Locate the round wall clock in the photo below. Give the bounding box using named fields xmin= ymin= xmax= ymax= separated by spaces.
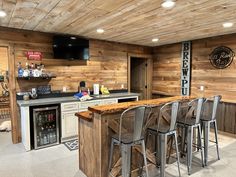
xmin=209 ymin=46 xmax=235 ymax=69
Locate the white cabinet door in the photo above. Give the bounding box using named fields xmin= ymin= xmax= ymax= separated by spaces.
xmin=61 ymin=111 xmax=78 ymax=141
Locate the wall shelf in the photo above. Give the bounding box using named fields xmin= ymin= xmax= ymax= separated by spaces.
xmin=16 ymin=76 xmax=56 ymax=80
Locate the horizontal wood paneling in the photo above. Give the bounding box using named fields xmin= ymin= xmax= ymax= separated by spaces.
xmin=152 ymin=33 xmax=236 ymax=134
xmin=152 ymin=43 xmax=182 ymax=96
xmin=0 ymin=47 xmax=8 ymax=95
xmin=0 ymin=27 xmax=151 ymax=93
xmin=191 ymin=35 xmax=236 ymax=101
xmin=153 ymin=33 xmax=236 ymax=100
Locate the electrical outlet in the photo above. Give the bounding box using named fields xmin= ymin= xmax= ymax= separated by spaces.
xmin=200 ymin=86 xmax=204 ymax=91
xmin=63 ymin=86 xmax=67 ymax=92
xmin=121 ymin=84 xmax=124 ymax=89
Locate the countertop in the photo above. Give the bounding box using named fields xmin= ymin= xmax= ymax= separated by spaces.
xmin=76 ymin=96 xmax=194 ymax=121
xmin=17 ymin=92 xmax=139 ymax=107
xmin=88 ymin=96 xmax=192 ymax=114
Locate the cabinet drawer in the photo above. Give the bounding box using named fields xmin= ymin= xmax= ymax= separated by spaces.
xmin=101 ymin=99 xmax=118 ymax=105
xmin=79 ymin=100 xmax=101 ymax=110
xmin=61 ymin=102 xmax=79 ymax=112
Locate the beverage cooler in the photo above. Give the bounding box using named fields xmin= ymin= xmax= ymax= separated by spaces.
xmin=31 ymin=105 xmax=59 ymax=149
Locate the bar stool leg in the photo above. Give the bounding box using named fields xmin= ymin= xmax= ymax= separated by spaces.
xmin=187 ymin=126 xmax=193 ymax=175
xmin=108 ymin=139 xmax=115 ymax=177
xmin=121 ymin=144 xmax=131 ymax=177
xmin=141 ymin=140 xmax=149 ymax=177
xmin=158 ymin=133 xmax=167 ymax=177
xmin=174 ymin=131 xmax=181 ymax=177
xmin=180 ymin=126 xmax=186 ymax=158
xmin=197 ymin=124 xmax=205 ymax=167
xmin=214 ymin=120 xmax=220 ymax=160
xmin=139 ymin=132 xmax=150 ymax=176
xmin=167 ymin=136 xmax=174 ymax=164
xmin=203 ymin=122 xmax=210 ymax=166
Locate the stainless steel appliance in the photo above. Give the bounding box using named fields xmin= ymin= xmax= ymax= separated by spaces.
xmin=32 ymin=105 xmax=59 ymax=149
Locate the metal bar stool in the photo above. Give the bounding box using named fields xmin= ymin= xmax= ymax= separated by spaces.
xmin=145 ymin=101 xmax=181 ymax=177
xmin=177 ymin=98 xmax=205 ymax=175
xmin=201 ymin=95 xmax=222 ymax=166
xmin=108 ymin=105 xmax=152 ymax=177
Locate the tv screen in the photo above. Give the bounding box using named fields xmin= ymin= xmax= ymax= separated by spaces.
xmin=53 ymin=35 xmax=89 ymax=60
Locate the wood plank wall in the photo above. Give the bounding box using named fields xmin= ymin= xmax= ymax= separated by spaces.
xmin=0 ymin=27 xmax=151 ymax=142
xmin=153 ymin=33 xmax=236 ymax=134
xmin=153 ymin=33 xmax=236 ymax=100
xmin=152 ymin=44 xmax=181 ymax=96
xmin=0 ymin=27 xmax=151 ymax=93
xmin=0 ymin=47 xmax=8 ymax=95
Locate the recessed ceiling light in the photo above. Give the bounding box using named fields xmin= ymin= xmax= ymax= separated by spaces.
xmin=0 ymin=10 xmax=6 ymax=18
xmin=152 ymin=38 xmax=159 ymax=42
xmin=70 ymin=36 xmax=76 ymax=40
xmin=223 ymin=22 xmax=234 ymax=28
xmin=161 ymin=0 xmax=176 ymax=9
xmin=96 ymin=28 xmax=104 ymax=33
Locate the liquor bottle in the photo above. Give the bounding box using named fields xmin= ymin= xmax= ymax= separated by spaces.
xmin=29 ymin=63 xmax=34 ymax=77
xmin=23 ymin=62 xmax=30 ymax=77
xmin=17 ymin=62 xmax=23 ymax=77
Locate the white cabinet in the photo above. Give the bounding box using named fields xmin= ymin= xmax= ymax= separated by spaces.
xmin=78 ymin=100 xmax=101 ymax=110
xmin=61 ymin=102 xmax=79 ymax=142
xmin=60 ymin=97 xmax=137 ymax=142
xmin=100 ymin=99 xmax=118 ymax=105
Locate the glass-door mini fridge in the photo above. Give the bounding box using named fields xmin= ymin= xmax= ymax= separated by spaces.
xmin=32 ymin=106 xmax=59 ymax=149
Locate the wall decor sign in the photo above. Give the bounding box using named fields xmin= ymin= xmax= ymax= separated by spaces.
xmin=25 ymin=51 xmax=42 ymax=61
xmin=181 ymin=41 xmax=191 ymax=96
xmin=209 ymin=46 xmax=235 ymax=69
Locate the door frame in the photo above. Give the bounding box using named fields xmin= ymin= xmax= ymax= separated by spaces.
xmin=0 ymin=42 xmax=18 ymax=143
xmin=127 ymin=53 xmax=153 ymax=99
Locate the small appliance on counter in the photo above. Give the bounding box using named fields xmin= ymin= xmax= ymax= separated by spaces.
xmin=93 ymin=84 xmax=99 ymax=95
xmin=100 ymin=85 xmax=110 ymax=95
xmin=30 ymin=88 xmax=38 ymax=99
xmin=79 ymin=81 xmax=90 ymax=94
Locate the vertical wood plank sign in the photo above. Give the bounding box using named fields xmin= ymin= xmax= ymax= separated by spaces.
xmin=181 ymin=41 xmax=192 ymax=96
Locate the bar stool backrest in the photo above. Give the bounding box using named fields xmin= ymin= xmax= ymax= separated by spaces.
xmin=203 ymin=95 xmax=222 ymax=121
xmin=119 ymin=106 xmax=152 ymax=142
xmin=185 ymin=98 xmax=205 ymax=124
xmin=158 ymin=101 xmax=179 ymax=133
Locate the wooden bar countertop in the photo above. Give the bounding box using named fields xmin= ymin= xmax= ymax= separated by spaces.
xmin=75 ymin=96 xmax=193 ymax=121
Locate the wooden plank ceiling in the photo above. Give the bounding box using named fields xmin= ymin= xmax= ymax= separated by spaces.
xmin=0 ymin=0 xmax=236 ymax=46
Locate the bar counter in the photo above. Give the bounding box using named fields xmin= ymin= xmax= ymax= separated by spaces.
xmin=75 ymin=96 xmax=192 ymax=177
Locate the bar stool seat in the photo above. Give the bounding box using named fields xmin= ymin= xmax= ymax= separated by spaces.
xmin=177 ymin=117 xmax=197 ymax=126
xmin=148 ymin=124 xmax=170 ymax=133
xmin=112 ymin=133 xmax=144 ymax=144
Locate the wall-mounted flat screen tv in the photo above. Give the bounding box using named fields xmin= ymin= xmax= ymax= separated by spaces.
xmin=53 ymin=35 xmax=89 ymax=60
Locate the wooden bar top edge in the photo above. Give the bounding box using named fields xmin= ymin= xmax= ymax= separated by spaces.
xmin=88 ymin=96 xmax=194 ymax=115
xmin=75 ymin=111 xmax=93 ymax=121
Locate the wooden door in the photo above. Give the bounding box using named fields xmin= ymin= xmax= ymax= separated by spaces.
xmin=130 ymin=57 xmax=148 ymax=100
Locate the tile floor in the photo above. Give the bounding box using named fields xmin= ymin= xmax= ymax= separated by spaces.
xmin=0 ymin=131 xmax=235 ymax=177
